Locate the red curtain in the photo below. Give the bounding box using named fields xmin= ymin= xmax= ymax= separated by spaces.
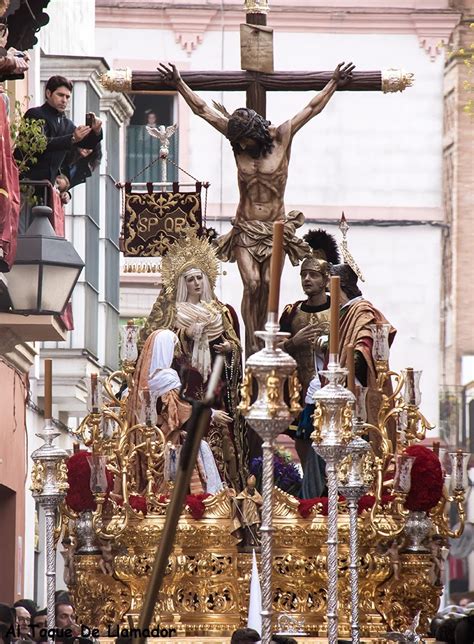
xmin=0 ymin=99 xmax=20 ymax=272
xmin=49 ymin=185 xmax=65 ymax=237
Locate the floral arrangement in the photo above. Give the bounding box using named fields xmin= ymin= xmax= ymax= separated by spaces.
xmin=185 ymin=493 xmax=211 ymax=519
xmin=114 ymin=493 xmax=211 ymax=519
xmin=251 ymin=448 xmax=302 ymax=497
xmin=404 ymin=445 xmax=444 ymax=512
xmin=298 ymin=494 xmax=392 ymax=518
xmin=129 ymin=494 xmax=148 ymax=515
xmin=65 ymin=450 xmax=112 ymax=513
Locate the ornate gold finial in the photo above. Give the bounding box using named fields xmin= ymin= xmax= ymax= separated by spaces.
xmin=245 ymin=0 xmax=269 ymax=14
xmin=100 ymin=68 xmax=132 ymax=92
xmin=160 ymin=229 xmax=219 ymax=296
xmin=381 ymin=68 xmax=415 ymax=93
xmin=339 ymin=212 xmax=365 ymax=282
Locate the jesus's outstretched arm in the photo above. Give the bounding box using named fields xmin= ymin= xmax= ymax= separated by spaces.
xmin=288 ymin=61 xmax=355 ymax=137
xmin=158 ymin=62 xmax=228 ymax=135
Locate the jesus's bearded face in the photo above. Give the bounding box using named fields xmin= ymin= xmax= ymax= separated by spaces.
xmin=226 ymin=108 xmax=274 ymax=158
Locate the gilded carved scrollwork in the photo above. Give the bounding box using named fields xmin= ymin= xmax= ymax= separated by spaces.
xmin=67 ymin=485 xmax=443 ymax=638
xmin=71 ymin=555 xmax=131 ymax=631
xmin=375 ymin=553 xmax=442 ymax=635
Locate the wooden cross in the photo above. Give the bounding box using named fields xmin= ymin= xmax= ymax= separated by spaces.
xmin=101 ymin=2 xmax=413 ymax=117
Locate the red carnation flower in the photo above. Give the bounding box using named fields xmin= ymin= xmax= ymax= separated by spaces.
xmin=405 ymin=445 xmax=444 ymax=512
xmin=129 ymin=494 xmax=147 ymax=515
xmin=65 ymin=451 xmax=113 ymax=513
xmin=297 ymin=494 xmax=391 ymax=518
xmin=185 ymin=493 xmax=211 ymax=519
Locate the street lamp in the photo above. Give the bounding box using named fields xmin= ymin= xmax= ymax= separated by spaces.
xmin=8 ymin=206 xmax=84 ymax=314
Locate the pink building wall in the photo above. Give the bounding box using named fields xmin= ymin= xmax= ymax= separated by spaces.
xmin=0 ymin=360 xmax=26 ymax=603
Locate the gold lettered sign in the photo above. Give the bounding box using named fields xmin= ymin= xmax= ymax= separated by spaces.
xmin=123 ymin=182 xmax=202 ymax=256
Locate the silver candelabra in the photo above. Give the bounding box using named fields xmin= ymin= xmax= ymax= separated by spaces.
xmin=312 ymin=357 xmax=355 ymax=644
xmin=239 ymin=313 xmax=301 ymax=644
xmin=338 ymin=429 xmax=370 ymax=644
xmin=31 ymin=421 xmax=69 ymax=642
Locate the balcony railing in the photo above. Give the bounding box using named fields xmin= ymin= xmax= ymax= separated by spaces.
xmin=19 ymin=180 xmax=64 ymax=235
xmin=126 ymin=125 xmax=178 ymax=183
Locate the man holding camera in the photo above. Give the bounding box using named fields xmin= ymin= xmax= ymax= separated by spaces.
xmin=19 ymin=75 xmax=103 ymax=184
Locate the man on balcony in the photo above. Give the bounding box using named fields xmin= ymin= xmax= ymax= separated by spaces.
xmin=18 ymin=75 xmax=102 ymax=185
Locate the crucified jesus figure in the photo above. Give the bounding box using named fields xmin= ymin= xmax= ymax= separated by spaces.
xmin=158 ymin=62 xmax=354 ymax=355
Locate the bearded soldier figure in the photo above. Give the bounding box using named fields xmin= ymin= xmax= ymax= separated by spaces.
xmin=158 ymin=61 xmax=355 ymax=353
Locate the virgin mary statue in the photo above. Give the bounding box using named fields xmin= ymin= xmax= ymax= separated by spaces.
xmin=139 ymin=231 xmax=245 ymax=490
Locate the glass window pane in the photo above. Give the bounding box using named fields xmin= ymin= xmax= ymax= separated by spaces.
xmin=8 ymin=264 xmax=39 ymax=310
xmin=41 ymin=265 xmax=80 ymax=312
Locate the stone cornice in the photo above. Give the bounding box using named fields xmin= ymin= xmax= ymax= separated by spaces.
xmin=3 ymin=342 xmax=38 ymax=373
xmin=100 ymin=91 xmax=135 ymax=125
xmin=96 ymin=5 xmax=460 ymax=60
xmin=40 ymin=55 xmax=111 ymax=97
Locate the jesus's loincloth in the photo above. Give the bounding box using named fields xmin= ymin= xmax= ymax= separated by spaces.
xmin=214 ymin=210 xmax=311 ymax=265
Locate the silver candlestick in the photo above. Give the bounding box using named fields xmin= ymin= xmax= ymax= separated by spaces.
xmin=239 ymin=313 xmax=301 ymax=644
xmin=338 ymin=429 xmax=370 ymax=644
xmin=31 ymin=422 xmax=69 ymax=642
xmin=312 ymin=357 xmax=355 ymax=644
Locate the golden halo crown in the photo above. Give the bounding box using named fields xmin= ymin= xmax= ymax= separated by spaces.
xmin=160 ymin=230 xmax=219 ymax=296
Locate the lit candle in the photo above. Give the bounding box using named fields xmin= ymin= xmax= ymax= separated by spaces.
xmin=267 ymin=221 xmax=285 ymax=315
xmin=346 ymin=344 xmax=355 ymax=394
xmin=44 ymin=358 xmax=52 ymax=419
xmin=329 ymin=276 xmax=340 ymax=358
xmin=91 ymin=374 xmax=98 ymax=412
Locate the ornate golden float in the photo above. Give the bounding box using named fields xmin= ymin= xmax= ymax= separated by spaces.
xmin=51 ymin=325 xmax=468 ymax=641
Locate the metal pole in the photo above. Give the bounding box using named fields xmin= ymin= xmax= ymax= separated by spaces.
xmin=44 ymin=504 xmax=56 ymax=641
xmin=347 ymin=496 xmax=360 ymax=644
xmin=312 ymin=357 xmax=355 ymax=644
xmin=31 ymin=422 xmax=68 ymax=644
xmin=160 ymin=144 xmax=167 ymax=184
xmin=241 ymin=314 xmax=299 ymax=644
xmin=260 ymin=437 xmax=275 ymax=644
xmin=326 ymin=461 xmax=339 ymax=644
xmin=339 ymin=435 xmax=369 ymax=644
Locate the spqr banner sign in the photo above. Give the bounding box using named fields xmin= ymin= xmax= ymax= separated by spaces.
xmin=123 ymin=182 xmax=202 ymax=256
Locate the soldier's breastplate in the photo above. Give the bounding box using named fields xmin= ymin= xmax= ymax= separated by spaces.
xmin=291 ymin=308 xmax=331 ymax=394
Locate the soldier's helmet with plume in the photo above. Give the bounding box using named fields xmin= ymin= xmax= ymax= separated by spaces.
xmin=300 ymin=229 xmax=341 ymax=277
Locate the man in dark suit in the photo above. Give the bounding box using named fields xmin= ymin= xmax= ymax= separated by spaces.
xmin=19 ymin=75 xmax=102 ymax=184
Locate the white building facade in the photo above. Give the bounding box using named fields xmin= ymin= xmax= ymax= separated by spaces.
xmin=96 ymin=0 xmax=461 ymax=427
